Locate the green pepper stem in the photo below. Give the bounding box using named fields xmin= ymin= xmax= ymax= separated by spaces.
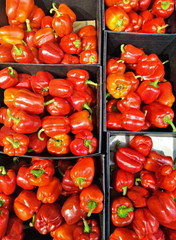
xmin=44 ymin=99 xmax=54 ymax=106
xmin=27 ymin=148 xmax=34 ymax=153
xmin=157 ymin=24 xmax=169 ymax=33
xmin=116 ymin=19 xmax=124 ymax=28
xmin=163 ymin=115 xmax=176 ymax=132
xmin=0 ymin=199 xmax=4 ymax=208
xmin=117 ymin=205 xmax=134 ymax=218
xmin=37 ymin=128 xmax=45 ymax=141
xmin=84 ymin=139 xmax=93 ymax=153
xmin=116 ymin=60 xmax=124 ymax=63
xmin=0 ymin=166 xmax=6 ymax=175
xmin=120 ymin=44 xmax=125 ymax=53
xmin=29 ymin=213 xmax=36 ymax=227
xmin=49 ymin=2 xmax=61 ymax=16
xmin=7 ymin=108 xmax=20 ymax=124
xmin=8 ymin=66 xmax=15 ymax=77
xmin=73 ymin=40 xmax=81 ymax=48
xmin=85 ymin=79 xmax=98 ymax=87
xmin=150 ymin=79 xmax=159 ymax=88
xmin=82 ymin=218 xmax=91 ymax=233
xmin=122 ymin=186 xmax=128 ymax=196
xmin=13 ymin=157 xmax=19 ymax=164
xmin=13 ymin=45 xmax=23 ymax=55
xmin=82 ymin=102 xmax=92 ymax=114
xmin=30 ymin=168 xmax=45 ymax=178
xmin=89 ymin=56 xmax=95 ymax=63
xmin=6 ymin=137 xmax=20 ymax=149
xmin=87 ymin=200 xmax=98 ymax=217
xmin=25 ymin=19 xmax=32 ymax=32
xmin=58 ymin=167 xmax=64 ymax=177
xmin=135 ymin=178 xmax=141 ymax=186
xmin=53 ymin=139 xmax=62 ymax=147
xmin=161 ymin=1 xmax=170 ymax=10
xmin=162 ymin=60 xmax=169 ymax=65
xmin=76 ymin=177 xmax=85 ymax=189
xmin=174 ymin=198 xmax=176 ymax=202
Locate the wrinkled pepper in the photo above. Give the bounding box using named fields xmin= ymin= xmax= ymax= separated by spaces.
xmin=129 ymin=135 xmax=153 ymax=156
xmin=127 ymin=186 xmax=149 ymax=208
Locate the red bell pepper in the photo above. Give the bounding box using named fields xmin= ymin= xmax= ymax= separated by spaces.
xmin=156 ymin=81 xmax=175 ymax=107
xmin=61 ymin=53 xmax=80 ymax=64
xmin=61 ymin=194 xmax=87 ymax=225
xmin=129 ymin=135 xmax=153 ymax=156
xmin=106 ymin=99 xmax=118 ymax=113
xmin=49 ymin=78 xmax=73 ymax=98
xmin=81 ymin=36 xmax=97 ymax=51
xmin=147 ymin=190 xmax=176 ymax=229
xmin=0 ymin=193 xmax=13 ymax=211
xmin=16 ymin=73 xmax=32 ymax=89
xmin=0 ymin=67 xmax=18 ymax=89
xmin=70 ymin=157 xmax=95 ymax=189
xmin=33 ymin=27 xmax=55 ymax=48
xmin=79 ymin=50 xmax=98 ymax=64
xmin=50 ymin=222 xmax=77 ymax=240
xmin=69 ymin=110 xmax=93 ymax=134
xmin=60 ymin=33 xmax=81 ymax=54
xmin=73 ymin=218 xmax=101 ymax=240
xmin=152 ymin=0 xmax=175 ymax=19
xmin=107 ymin=112 xmax=123 ymax=130
xmin=0 ymin=208 xmax=9 ymax=239
xmin=37 ymin=176 xmax=62 ymax=204
xmin=0 ymin=45 xmax=14 ymax=63
xmin=115 ymin=147 xmax=145 ymax=173
xmin=143 ymin=102 xmax=176 ymax=131
xmin=57 ymin=3 xmax=76 ymax=23
xmin=0 ymin=126 xmax=16 ymax=146
xmin=4 ymin=108 xmax=41 ymax=134
xmin=132 ymin=208 xmax=160 ymax=239
xmin=41 ymin=16 xmax=53 ymax=28
xmin=34 ymin=203 xmax=63 ymax=234
xmin=140 ymin=10 xmax=154 ymax=24
xmin=141 ymin=17 xmax=168 ymax=33
xmin=4 ymin=87 xmax=44 ymax=115
xmin=134 ymin=0 xmax=151 ymax=11
xmin=16 ymin=166 xmax=34 ymax=190
xmin=38 ymin=116 xmax=70 ymax=139
xmin=78 ymin=25 xmax=97 ymax=39
xmin=115 ymin=0 xmax=138 ymax=12
xmin=106 ymin=58 xmax=126 ymax=75
xmin=26 ymin=159 xmax=55 ymax=187
xmin=45 ymin=97 xmax=71 ymax=116
xmin=117 ymin=92 xmax=141 ymax=112
xmin=111 ymin=197 xmax=134 ymax=227
xmin=28 ymin=5 xmax=45 ymax=29
xmin=13 ymin=190 xmax=41 ymax=221
xmin=28 ymin=131 xmax=48 ymax=154
xmin=70 ymin=130 xmax=98 ymax=156
xmin=127 ymin=186 xmax=149 ymax=208
xmin=39 ymin=42 xmax=64 ymax=64
xmin=136 ymin=170 xmax=157 ymax=191
xmin=124 ymin=71 xmax=140 ymax=92
xmin=0 ymin=26 xmax=24 ymax=45
xmin=30 ymin=70 xmax=54 ymax=96
xmin=3 ymin=133 xmax=29 ymax=156
xmin=144 ymin=150 xmax=173 ymax=172
xmin=128 ymin=11 xmax=142 ymax=31
xmin=110 ymin=228 xmax=138 ymax=240
xmin=79 ymin=184 xmax=104 ymax=217
xmin=11 ymin=43 xmax=34 ymax=63
xmin=47 ymin=134 xmax=71 ymax=155
xmin=120 ymin=44 xmax=145 ymax=64
xmin=2 ymin=214 xmax=24 ymax=240
xmin=121 ymin=109 xmax=145 ymax=131
xmin=50 ymin=3 xmax=73 ymax=38
xmin=143 ymin=228 xmax=165 ymax=240
xmin=113 ymin=169 xmax=134 ymax=195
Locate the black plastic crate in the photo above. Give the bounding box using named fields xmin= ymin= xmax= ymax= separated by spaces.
xmin=0 ymin=64 xmax=102 ymax=159
xmin=103 ymin=31 xmax=176 ymax=133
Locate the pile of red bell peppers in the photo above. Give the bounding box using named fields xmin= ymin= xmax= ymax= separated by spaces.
xmin=0 ymin=156 xmax=103 ymax=239
xmin=106 ymin=44 xmax=176 ymax=132
xmin=0 ymin=67 xmax=99 ymax=156
xmin=110 ymin=134 xmax=176 ymax=240
xmin=0 ymin=0 xmax=98 ymax=64
xmin=104 ymin=0 xmax=175 ymax=33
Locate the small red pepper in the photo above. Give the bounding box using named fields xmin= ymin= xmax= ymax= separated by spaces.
xmin=49 ymin=78 xmax=73 ymax=98
xmin=61 ymin=53 xmax=80 ymax=64
xmin=11 ymin=44 xmax=34 ymax=63
xmin=57 ymin=3 xmax=76 ymax=23
xmin=79 ymin=50 xmax=98 ymax=64
xmin=78 ymin=25 xmax=97 ymax=39
xmin=81 ymin=35 xmax=97 ymax=51
xmin=140 ymin=10 xmax=154 ymax=24
xmin=28 ymin=5 xmax=45 ymax=29
xmin=134 ymin=0 xmax=152 ymax=11
xmin=47 ymin=134 xmax=71 ymax=155
xmin=45 ymin=97 xmax=71 ymax=116
xmin=60 ymin=33 xmax=81 ymax=55
xmin=0 ymin=126 xmax=16 ymax=146
xmin=106 ymin=58 xmax=126 ymax=75
xmin=116 ymin=0 xmax=138 ymax=12
xmin=106 ymin=99 xmax=118 ymax=113
xmin=33 ymin=27 xmax=55 ymax=48
xmin=136 ymin=170 xmax=157 ymax=191
xmin=129 ymin=135 xmax=153 ymax=156
xmin=50 ymin=222 xmax=77 ymax=240
xmin=127 ymin=186 xmax=149 ymax=208
xmin=0 ymin=45 xmax=14 ymax=63
xmin=16 ymin=166 xmax=34 ymax=190
xmin=128 ymin=11 xmax=143 ymax=31
xmin=152 ymin=0 xmax=175 ymax=18
xmin=0 ymin=67 xmax=18 ymax=89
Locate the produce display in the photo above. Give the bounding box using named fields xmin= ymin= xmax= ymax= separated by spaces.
xmin=108 ymin=134 xmax=176 ymax=239
xmin=106 ymin=43 xmax=176 ymax=132
xmin=104 ymin=0 xmax=175 ymax=33
xmin=0 ymin=155 xmax=104 ymax=239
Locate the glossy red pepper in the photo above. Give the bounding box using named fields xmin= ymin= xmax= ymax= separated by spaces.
xmin=16 ymin=166 xmax=34 ymax=190
xmin=81 ymin=36 xmax=97 ymax=51
xmin=28 ymin=5 xmax=45 ymax=28
xmin=129 ymin=135 xmax=153 ymax=156
xmin=134 ymin=0 xmax=152 ymax=11
xmin=0 ymin=208 xmax=9 ymax=239
xmin=28 ymin=131 xmax=48 ymax=154
xmin=106 ymin=99 xmax=118 ymax=113
xmin=106 ymin=58 xmax=126 ymax=75
xmin=156 ymin=81 xmax=175 ymax=107
xmin=0 ymin=45 xmax=14 ymax=63
xmin=33 ymin=27 xmax=55 ymax=48
xmin=128 ymin=11 xmax=142 ymax=31
xmin=0 ymin=67 xmax=18 ymax=89
xmin=136 ymin=170 xmax=158 ymax=191
xmin=127 ymin=186 xmax=149 ymax=208
xmin=0 ymin=126 xmax=16 ymax=146
xmin=41 ymin=16 xmax=53 ymax=28
xmin=120 ymin=44 xmax=145 ymax=64
xmin=141 ymin=17 xmax=168 ymax=33
xmin=45 ymin=97 xmax=71 ymax=116
xmin=110 ymin=228 xmax=138 ymax=240
xmin=116 ymin=0 xmax=138 ymax=12
xmin=107 ymin=112 xmax=123 ymax=130
xmin=57 ymin=3 xmax=76 ymax=23
xmin=16 ymin=73 xmax=32 ymax=89
xmin=78 ymin=25 xmax=97 ymax=39
xmin=47 ymin=134 xmax=71 ymax=155
xmin=61 ymin=53 xmax=80 ymax=64
xmin=50 ymin=222 xmax=77 ymax=240
xmin=60 ymin=33 xmax=81 ymax=54
xmin=140 ymin=10 xmax=154 ymax=24
xmin=117 ymin=92 xmax=141 ymax=112
xmin=0 ymin=193 xmax=13 ymax=211
xmin=152 ymin=0 xmax=175 ymax=18
xmin=0 ymin=26 xmax=24 ymax=45
xmin=49 ymin=78 xmax=73 ymax=98
xmin=121 ymin=109 xmax=145 ymax=131
xmin=11 ymin=44 xmax=34 ymax=63
xmin=80 ymin=50 xmax=98 ymax=64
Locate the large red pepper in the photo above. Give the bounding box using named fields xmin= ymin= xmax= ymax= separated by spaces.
xmin=136 ymin=170 xmax=157 ymax=191
xmin=49 ymin=78 xmax=73 ymax=98
xmin=26 ymin=159 xmax=55 ymax=187
xmin=113 ymin=169 xmax=134 ymax=195
xmin=106 ymin=57 xmax=126 ymax=75
xmin=111 ymin=197 xmax=134 ymax=227
xmin=50 ymin=222 xmax=77 ymax=240
xmin=156 ymin=81 xmax=175 ymax=107
xmin=79 ymin=184 xmax=104 ymax=217
xmin=115 ymin=147 xmax=145 ymax=173
xmin=4 ymin=87 xmax=44 ymax=115
xmin=47 ymin=134 xmax=71 ymax=155
xmin=11 ymin=44 xmax=34 ymax=63
xmin=107 ymin=112 xmax=123 ymax=130
xmin=120 ymin=44 xmax=145 ymax=63
xmin=132 ymin=208 xmax=160 ymax=239
xmin=60 ymin=33 xmax=81 ymax=54
xmin=127 ymin=186 xmax=149 ymax=208
xmin=147 ymin=190 xmax=176 ymax=229
xmin=117 ymin=92 xmax=141 ymax=112
xmin=110 ymin=227 xmax=138 ymax=240
xmin=129 ymin=135 xmax=153 ymax=156
xmin=0 ymin=193 xmax=13 ymax=211
xmin=4 ymin=108 xmax=41 ymax=134
xmin=144 ymin=150 xmax=173 ymax=172
xmin=152 ymin=0 xmax=175 ymax=18
xmin=70 ymin=157 xmax=95 ymax=189
xmin=13 ymin=190 xmax=41 ymax=221
xmin=70 ymin=130 xmax=98 ymax=156
xmin=0 ymin=165 xmax=16 ymax=195
xmin=45 ymin=97 xmax=71 ymax=116
xmin=61 ymin=194 xmax=87 ymax=225
xmin=37 ymin=176 xmax=62 ymax=204
xmin=73 ymin=218 xmax=101 ymax=240
xmin=0 ymin=67 xmax=18 ymax=89
xmin=0 ymin=208 xmax=9 ymax=239
xmin=143 ymin=102 xmax=176 ymax=131
xmin=16 ymin=166 xmax=34 ymax=190
xmin=0 ymin=26 xmax=24 ymax=45
xmin=141 ymin=17 xmax=168 ymax=33
xmin=28 ymin=131 xmax=48 ymax=154
xmin=34 ymin=203 xmax=63 ymax=235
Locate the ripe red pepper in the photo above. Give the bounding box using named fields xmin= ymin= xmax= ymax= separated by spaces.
xmin=0 ymin=107 xmax=7 ymax=125
xmin=38 ymin=116 xmax=70 ymax=139
xmin=79 ymin=184 xmax=104 ymax=217
xmin=79 ymin=50 xmax=98 ymax=64
xmin=4 ymin=108 xmax=41 ymax=134
xmin=0 ymin=208 xmax=9 ymax=239
xmin=140 ymin=10 xmax=154 ymax=24
xmin=121 ymin=109 xmax=145 ymax=131
xmin=132 ymin=208 xmax=160 ymax=238
xmin=152 ymin=0 xmax=175 ymax=18
xmin=124 ymin=72 xmax=140 ymax=91
xmin=115 ymin=147 xmax=145 ymax=173
xmin=0 ymin=67 xmax=18 ymax=89
xmin=33 ymin=27 xmax=55 ymax=47
xmin=45 ymin=97 xmax=71 ymax=116
xmin=116 ymin=0 xmax=138 ymax=12
xmin=127 ymin=186 xmax=149 ymax=208
xmin=143 ymin=102 xmax=176 ymax=131
xmin=61 ymin=194 xmax=87 ymax=225
xmin=81 ymin=36 xmax=97 ymax=51
xmin=0 ymin=193 xmax=13 ymax=211
xmin=37 ymin=176 xmax=62 ymax=204
xmin=11 ymin=44 xmax=34 ymax=63
xmin=156 ymin=81 xmax=175 ymax=107
xmin=0 ymin=45 xmax=14 ymax=63
xmin=47 ymin=134 xmax=71 ymax=155
xmin=50 ymin=222 xmax=77 ymax=240
xmin=69 ymin=110 xmax=93 ymax=134
xmin=113 ymin=169 xmax=134 ymax=195
xmin=141 ymin=17 xmax=168 ymax=33
xmin=144 ymin=150 xmax=173 ymax=172
xmin=70 ymin=130 xmax=98 ymax=156
xmin=16 ymin=166 xmax=34 ymax=190
xmin=106 ymin=99 xmax=118 ymax=113
xmin=128 ymin=11 xmax=142 ymax=31
xmin=106 ymin=58 xmax=126 ymax=75
xmin=117 ymin=92 xmax=141 ymax=112
xmin=120 ymin=44 xmax=145 ymax=64
xmin=41 ymin=16 xmax=53 ymax=28
xmin=3 ymin=133 xmax=29 ymax=156
xmin=39 ymin=41 xmax=64 ymax=64
xmin=60 ymin=33 xmax=81 ymax=54
xmin=57 ymin=3 xmax=76 ymax=23
xmin=134 ymin=0 xmax=152 ymax=11
xmin=14 ymin=190 xmax=41 ymax=221
xmin=0 ymin=26 xmax=24 ymax=45
xmin=16 ymin=73 xmax=32 ymax=89
xmin=107 ymin=112 xmax=123 ymax=130
xmin=143 ymin=228 xmax=165 ymax=240
xmin=110 ymin=228 xmax=138 ymax=240
xmin=49 ymin=78 xmax=73 ymax=98
xmin=136 ymin=170 xmax=157 ymax=191
xmin=61 ymin=53 xmax=80 ymax=64
xmin=28 ymin=5 xmax=45 ymax=29
xmin=4 ymin=87 xmax=44 ymax=115
xmin=111 ymin=197 xmax=134 ymax=227
xmin=28 ymin=131 xmax=48 ymax=154
xmin=34 ymin=203 xmax=63 ymax=234
xmin=0 ymin=126 xmax=16 ymax=146
xmin=70 ymin=157 xmax=95 ymax=189
xmin=129 ymin=135 xmax=153 ymax=156
xmin=73 ymin=218 xmax=101 ymax=240
xmin=78 ymin=25 xmax=97 ymax=39
xmin=26 ymin=159 xmax=55 ymax=187
xmin=147 ymin=190 xmax=176 ymax=229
